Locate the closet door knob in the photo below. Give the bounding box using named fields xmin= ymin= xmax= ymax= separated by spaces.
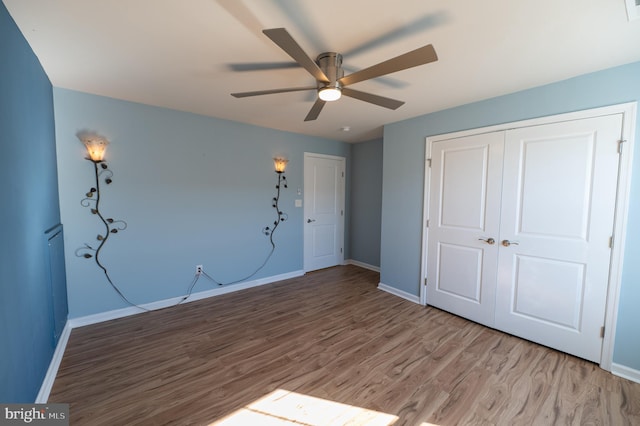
xmin=501 ymin=239 xmax=519 ymax=247
xmin=478 ymin=237 xmax=495 ymax=245
xmin=307 ymin=219 xmax=316 ymax=223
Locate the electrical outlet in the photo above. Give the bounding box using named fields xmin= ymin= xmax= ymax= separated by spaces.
xmin=196 ymin=265 xmax=203 ymax=274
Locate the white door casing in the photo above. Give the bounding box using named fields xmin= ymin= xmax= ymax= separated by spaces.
xmin=421 ymin=103 xmax=636 ymax=369
xmin=303 ymin=153 xmax=345 ymax=272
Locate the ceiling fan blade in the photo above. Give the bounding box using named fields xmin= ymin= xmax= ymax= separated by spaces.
xmin=231 ymin=86 xmax=316 ymax=98
xmin=339 ymin=44 xmax=437 ymax=87
xmin=263 ymin=28 xmax=330 ymax=83
xmin=228 ymin=61 xmax=300 ymax=72
xmin=341 ymin=88 xmax=405 ymax=110
xmin=304 ymin=99 xmax=326 ymax=121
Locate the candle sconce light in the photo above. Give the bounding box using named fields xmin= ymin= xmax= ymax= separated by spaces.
xmin=75 ymin=132 xmax=133 ymax=305
xmin=263 ymin=157 xmax=288 ymax=238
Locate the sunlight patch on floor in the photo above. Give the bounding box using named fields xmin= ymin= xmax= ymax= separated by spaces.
xmin=209 ymin=388 xmax=399 ymax=425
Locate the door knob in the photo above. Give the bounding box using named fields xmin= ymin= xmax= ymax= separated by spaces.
xmin=307 ymin=219 xmax=316 ymax=223
xmin=501 ymin=239 xmax=519 ymax=247
xmin=478 ymin=237 xmax=495 ymax=245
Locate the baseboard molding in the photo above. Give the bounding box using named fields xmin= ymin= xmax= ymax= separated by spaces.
xmin=377 ymin=282 xmax=420 ymax=304
xmin=36 ymin=322 xmax=72 ymax=403
xmin=345 ymin=259 xmax=380 ymax=272
xmin=69 ymin=270 xmax=305 ymax=328
xmin=611 ymin=363 xmax=640 ymax=384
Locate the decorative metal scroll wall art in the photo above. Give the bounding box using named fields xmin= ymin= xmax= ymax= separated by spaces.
xmin=75 ymin=133 xmax=127 ymax=271
xmin=263 ymin=157 xmax=289 ymax=243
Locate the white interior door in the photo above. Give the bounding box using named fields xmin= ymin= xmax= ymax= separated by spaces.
xmin=304 ymin=153 xmax=345 ymax=272
xmin=495 ymin=115 xmax=623 ymax=363
xmin=426 ymin=132 xmax=504 ymax=326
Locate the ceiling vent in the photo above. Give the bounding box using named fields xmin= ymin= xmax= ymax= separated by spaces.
xmin=626 ymin=0 xmax=640 ymax=20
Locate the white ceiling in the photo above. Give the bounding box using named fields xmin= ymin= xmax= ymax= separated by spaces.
xmin=4 ymin=0 xmax=640 ymax=142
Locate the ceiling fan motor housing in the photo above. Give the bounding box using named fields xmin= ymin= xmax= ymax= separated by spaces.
xmin=316 ymin=52 xmax=344 ymax=90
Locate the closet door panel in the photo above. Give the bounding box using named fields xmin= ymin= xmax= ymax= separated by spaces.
xmin=426 ymin=132 xmax=504 ymax=326
xmin=495 ymin=114 xmax=622 ymax=363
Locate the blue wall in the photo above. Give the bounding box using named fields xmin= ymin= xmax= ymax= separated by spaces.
xmin=0 ymin=2 xmax=64 ymax=402
xmin=53 ymin=89 xmax=351 ymax=318
xmin=349 ymin=139 xmax=383 ymax=268
xmin=381 ymin=61 xmax=640 ymax=370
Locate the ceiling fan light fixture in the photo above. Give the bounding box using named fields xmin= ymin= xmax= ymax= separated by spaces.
xmin=318 ymin=87 xmax=342 ymax=102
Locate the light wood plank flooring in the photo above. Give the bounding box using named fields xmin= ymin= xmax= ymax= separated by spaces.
xmin=50 ymin=265 xmax=640 ymax=425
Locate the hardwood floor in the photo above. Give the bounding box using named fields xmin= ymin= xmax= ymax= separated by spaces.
xmin=49 ymin=265 xmax=640 ymax=425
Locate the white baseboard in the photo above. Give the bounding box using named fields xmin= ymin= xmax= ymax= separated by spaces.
xmin=68 ymin=305 xmax=141 ymax=329
xmin=345 ymin=259 xmax=380 ymax=272
xmin=69 ymin=270 xmax=304 ymax=328
xmin=377 ymin=282 xmax=420 ymax=304
xmin=611 ymin=363 xmax=640 ymax=384
xmin=36 ymin=322 xmax=72 ymax=403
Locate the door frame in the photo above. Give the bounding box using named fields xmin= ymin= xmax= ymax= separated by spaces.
xmin=303 ymin=152 xmax=346 ymax=272
xmin=420 ymin=102 xmax=637 ymax=371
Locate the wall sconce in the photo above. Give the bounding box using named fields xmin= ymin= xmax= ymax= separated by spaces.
xmin=76 ymin=132 xmax=127 ymax=259
xmin=75 ymin=132 xmax=134 ymax=305
xmin=263 ymin=158 xmax=288 ymax=238
xmin=273 ymin=157 xmax=288 ymax=174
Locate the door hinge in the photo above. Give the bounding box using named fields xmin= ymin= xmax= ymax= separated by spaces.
xmin=618 ymin=139 xmax=627 ymax=154
xmin=340 ymin=248 xmax=343 ymax=254
xmin=424 ymin=277 xmax=428 ymax=286
xmin=609 ymin=235 xmax=614 ymax=248
xmin=426 ymin=158 xmax=432 ymax=167
xmin=426 ymin=219 xmax=430 ymax=228
xmin=342 ymin=171 xmax=345 ymax=178
xmin=600 ymin=326 xmax=605 ymax=338
xmin=341 ymin=209 xmax=344 ymax=216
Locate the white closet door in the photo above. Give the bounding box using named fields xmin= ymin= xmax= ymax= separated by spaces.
xmin=495 ymin=114 xmax=622 ymax=363
xmin=426 ymin=132 xmax=504 ymax=326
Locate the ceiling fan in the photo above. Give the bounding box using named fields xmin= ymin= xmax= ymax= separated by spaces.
xmin=230 ymin=28 xmax=438 ymax=121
